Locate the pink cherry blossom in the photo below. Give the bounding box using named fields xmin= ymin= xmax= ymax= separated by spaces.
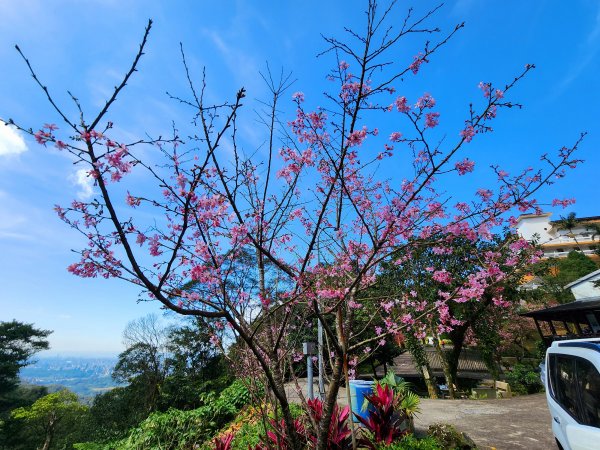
xmin=455 ymin=158 xmax=475 ymax=175
xmin=460 ymin=125 xmax=476 ymax=142
xmin=425 ymin=112 xmax=440 ymax=128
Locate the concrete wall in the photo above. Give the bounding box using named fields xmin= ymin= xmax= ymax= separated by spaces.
xmin=516 ymin=214 xmax=553 ymax=243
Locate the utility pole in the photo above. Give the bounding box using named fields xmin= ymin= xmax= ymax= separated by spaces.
xmin=303 ymin=342 xmax=316 ymax=400
xmin=317 ymin=316 xmax=325 ymax=400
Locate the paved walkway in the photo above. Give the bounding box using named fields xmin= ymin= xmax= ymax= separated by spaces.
xmin=286 ymin=380 xmax=555 ymax=449
xmin=414 ymin=394 xmax=554 ymax=450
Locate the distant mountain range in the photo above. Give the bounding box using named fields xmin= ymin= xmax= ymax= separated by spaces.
xmin=20 ymin=356 xmax=122 ymax=398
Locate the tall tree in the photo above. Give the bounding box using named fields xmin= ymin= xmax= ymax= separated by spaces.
xmin=112 ymin=315 xmax=170 ymax=413
xmin=162 ymin=317 xmax=230 ymax=409
xmin=375 ymin=233 xmax=538 ymax=396
xmin=5 ymin=1 xmax=583 ymax=447
xmin=0 ymin=320 xmax=51 ymax=395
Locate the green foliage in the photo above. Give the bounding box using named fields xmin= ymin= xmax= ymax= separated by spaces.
xmin=529 ymin=251 xmax=598 ymax=304
xmin=10 ymin=389 xmax=89 ymax=450
xmin=0 ymin=383 xmax=47 ymax=415
xmin=161 ymin=317 xmax=232 ymax=411
xmin=504 ymin=364 xmax=544 ymax=395
xmin=87 ymin=379 xmax=252 ymax=450
xmin=380 ymin=434 xmax=443 ymax=450
xmin=73 ymin=442 xmax=119 ymax=450
xmin=114 ymin=408 xmax=213 ymax=450
xmin=86 ymin=385 xmax=150 ymax=443
xmin=375 ymin=372 xmax=421 ymax=418
xmin=427 ymin=423 xmax=477 ymax=450
xmin=210 ymin=379 xmax=253 ymax=418
xmin=0 ymin=320 xmax=51 ymax=393
xmin=229 ymin=420 xmax=266 ymax=450
xmin=0 ymin=385 xmax=49 ymax=449
xmin=83 ymin=316 xmax=233 ymax=446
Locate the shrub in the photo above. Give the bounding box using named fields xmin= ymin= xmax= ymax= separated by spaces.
xmin=76 ymin=380 xmax=253 ymax=450
xmin=115 ymin=408 xmax=213 ymax=450
xmin=427 ymin=423 xmax=477 ymax=450
xmin=375 ymin=372 xmax=421 ymax=427
xmin=381 ymin=434 xmax=443 ymax=450
xmin=504 ymin=364 xmax=544 ymax=395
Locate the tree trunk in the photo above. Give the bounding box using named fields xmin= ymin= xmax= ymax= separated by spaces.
xmin=405 ymin=335 xmax=438 ymax=398
xmin=433 ymin=337 xmax=455 ymax=399
xmin=422 ymin=364 xmax=439 ymax=399
xmin=447 ymin=327 xmax=467 ymax=385
xmin=316 ymin=357 xmax=343 ymax=450
xmin=41 ymin=417 xmax=55 ymax=450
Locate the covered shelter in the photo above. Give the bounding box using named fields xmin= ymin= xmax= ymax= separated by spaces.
xmin=521 ymin=297 xmax=600 ymax=347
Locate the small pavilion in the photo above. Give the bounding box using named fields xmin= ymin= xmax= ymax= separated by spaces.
xmin=522 ymin=269 xmax=600 ymax=347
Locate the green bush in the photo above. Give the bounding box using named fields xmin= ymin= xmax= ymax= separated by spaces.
xmin=75 ymin=379 xmax=253 ymax=450
xmin=427 ymin=423 xmax=477 ymax=449
xmin=381 ymin=434 xmax=443 ymax=449
xmin=229 ymin=420 xmax=266 ymax=450
xmin=114 ymin=408 xmax=212 ymax=450
xmin=504 ymin=364 xmax=544 ymax=395
xmin=210 ymin=402 xmax=304 ymax=450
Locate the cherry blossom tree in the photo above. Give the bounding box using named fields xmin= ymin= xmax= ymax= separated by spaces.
xmin=3 ymin=1 xmax=584 ymax=448
xmin=373 ymin=232 xmax=543 ymax=398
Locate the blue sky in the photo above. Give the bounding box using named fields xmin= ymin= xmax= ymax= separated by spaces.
xmin=0 ymin=0 xmax=598 ymax=355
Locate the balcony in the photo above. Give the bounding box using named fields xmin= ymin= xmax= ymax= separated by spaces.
xmin=543 ymin=248 xmax=596 ymax=258
xmin=544 ymin=235 xmax=596 ymax=245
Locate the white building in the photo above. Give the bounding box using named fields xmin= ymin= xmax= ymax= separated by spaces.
xmin=516 ymin=213 xmax=600 ymax=260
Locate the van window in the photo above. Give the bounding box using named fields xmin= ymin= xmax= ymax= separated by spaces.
xmin=577 ymin=358 xmax=600 ymax=428
xmin=551 ymin=355 xmax=579 ymax=419
xmin=549 ymin=353 xmax=600 ymax=427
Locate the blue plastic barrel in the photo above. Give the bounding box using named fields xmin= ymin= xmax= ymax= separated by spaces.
xmin=349 ymin=379 xmax=375 ymax=423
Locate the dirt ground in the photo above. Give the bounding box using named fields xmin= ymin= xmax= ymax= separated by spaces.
xmin=286 ymin=381 xmax=556 ymax=449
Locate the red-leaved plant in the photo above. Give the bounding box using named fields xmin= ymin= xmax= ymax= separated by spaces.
xmin=254 ymin=399 xmax=352 ymax=450
xmin=306 ymin=398 xmax=352 ymax=450
xmin=263 ymin=418 xmax=307 ymax=450
xmin=213 ymin=433 xmax=234 ymax=450
xmin=356 ymin=384 xmax=407 ymax=446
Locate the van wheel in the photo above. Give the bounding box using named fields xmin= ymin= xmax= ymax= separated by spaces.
xmin=555 ymin=438 xmax=564 ymax=450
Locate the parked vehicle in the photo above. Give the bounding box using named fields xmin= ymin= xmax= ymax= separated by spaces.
xmin=545 ymin=338 xmax=600 ymax=449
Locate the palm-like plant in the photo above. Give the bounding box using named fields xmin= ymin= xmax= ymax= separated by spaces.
xmin=376 ymin=372 xmax=421 ymax=419
xmin=356 ymin=372 xmax=422 ymax=446
xmin=357 ymin=384 xmax=404 ymax=446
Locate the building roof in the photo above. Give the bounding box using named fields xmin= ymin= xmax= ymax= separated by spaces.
xmin=521 ymin=297 xmax=600 ymax=321
xmin=549 ymin=215 xmax=600 ymax=225
xmin=516 ymin=213 xmax=551 ymax=223
xmin=389 ymin=347 xmax=489 ymax=378
xmin=564 ymin=268 xmax=600 ymax=290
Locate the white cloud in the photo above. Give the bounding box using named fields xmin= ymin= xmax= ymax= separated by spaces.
xmin=70 ymin=168 xmax=95 ymax=200
xmin=0 ymin=124 xmax=28 ymax=157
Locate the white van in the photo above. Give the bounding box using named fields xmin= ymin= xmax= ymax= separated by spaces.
xmin=545 ymin=339 xmax=600 ymax=449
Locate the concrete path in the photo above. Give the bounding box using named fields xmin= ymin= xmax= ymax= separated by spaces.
xmin=286 ymin=380 xmax=556 ymax=449
xmin=414 ymin=394 xmax=555 ymax=450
